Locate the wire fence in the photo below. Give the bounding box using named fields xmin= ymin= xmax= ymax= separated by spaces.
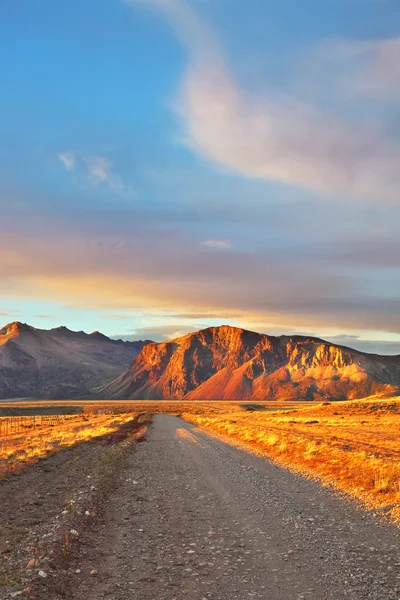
xmin=0 ymin=415 xmax=83 ymax=437
xmin=0 ymin=407 xmax=135 ymax=438
xmin=0 ymin=411 xmax=141 ymax=476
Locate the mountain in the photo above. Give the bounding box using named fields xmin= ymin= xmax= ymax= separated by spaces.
xmin=100 ymin=325 xmax=400 ymax=401
xmin=0 ymin=322 xmax=151 ymax=399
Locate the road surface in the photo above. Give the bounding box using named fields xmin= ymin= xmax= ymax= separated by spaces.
xmin=72 ymin=414 xmax=400 ymax=600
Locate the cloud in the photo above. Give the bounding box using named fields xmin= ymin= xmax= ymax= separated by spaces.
xmin=126 ymin=0 xmax=400 ymax=203
xmin=158 ymin=311 xmax=243 ymax=319
xmin=289 ymin=38 xmax=400 ymax=106
xmin=84 ymin=156 xmax=124 ymax=191
xmin=202 ymin=239 xmax=231 ymax=249
xmin=57 ymin=151 xmax=76 ymax=170
xmin=117 ymin=324 xmax=198 ymax=341
xmin=57 ymin=152 xmax=125 ymax=191
xmin=5 ymin=217 xmax=400 ymax=337
xmin=325 ymin=334 xmax=400 ymax=356
xmin=307 ymin=37 xmax=400 ymax=100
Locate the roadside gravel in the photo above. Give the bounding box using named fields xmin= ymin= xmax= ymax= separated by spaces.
xmin=0 ymin=416 xmax=147 ymax=599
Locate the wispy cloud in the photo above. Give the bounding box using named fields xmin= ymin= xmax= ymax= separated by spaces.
xmin=325 ymin=334 xmax=400 ymax=356
xmin=297 ymin=37 xmax=400 ymax=101
xmin=4 ymin=222 xmax=400 ymax=336
xmin=57 ymin=151 xmax=126 ymax=191
xmin=57 ymin=151 xmax=76 ymax=170
xmin=332 ymin=38 xmax=400 ymax=99
xmin=84 ymin=156 xmax=124 ymax=191
xmin=157 ymin=311 xmax=243 ymax=319
xmin=125 ymin=0 xmax=400 ymax=203
xmin=125 ymin=324 xmax=198 ymax=341
xmin=202 ymin=239 xmax=231 ymax=249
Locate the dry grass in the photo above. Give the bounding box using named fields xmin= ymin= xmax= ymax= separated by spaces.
xmin=182 ymin=397 xmax=400 ymax=522
xmin=0 ymin=412 xmax=138 ymax=477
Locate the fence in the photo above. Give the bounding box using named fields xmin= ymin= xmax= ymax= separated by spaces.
xmin=0 ymin=407 xmax=137 ymax=438
xmin=0 ymin=415 xmax=80 ymax=437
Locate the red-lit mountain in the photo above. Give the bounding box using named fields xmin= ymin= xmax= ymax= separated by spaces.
xmin=100 ymin=325 xmax=400 ymax=401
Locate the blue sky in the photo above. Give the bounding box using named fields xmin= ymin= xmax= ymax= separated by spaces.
xmin=1 ymin=0 xmax=400 ymax=352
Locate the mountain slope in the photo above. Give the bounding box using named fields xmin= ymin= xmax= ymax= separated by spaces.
xmin=100 ymin=325 xmax=400 ymax=401
xmin=0 ymin=322 xmax=150 ymax=399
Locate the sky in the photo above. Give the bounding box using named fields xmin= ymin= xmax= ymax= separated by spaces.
xmin=1 ymin=0 xmax=400 ymax=353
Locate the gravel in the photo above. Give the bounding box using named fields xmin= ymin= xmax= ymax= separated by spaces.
xmin=0 ymin=416 xmax=146 ymax=599
xmin=70 ymin=414 xmax=400 ymax=600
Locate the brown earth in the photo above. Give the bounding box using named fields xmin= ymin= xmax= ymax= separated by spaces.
xmin=0 ymin=415 xmax=148 ymax=599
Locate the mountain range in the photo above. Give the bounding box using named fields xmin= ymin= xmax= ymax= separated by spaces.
xmin=0 ymin=322 xmax=150 ymax=399
xmin=100 ymin=325 xmax=400 ymax=401
xmin=1 ymin=322 xmax=400 ymax=401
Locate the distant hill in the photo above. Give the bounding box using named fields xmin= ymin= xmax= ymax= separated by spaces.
xmin=0 ymin=322 xmax=151 ymax=399
xmin=100 ymin=325 xmax=400 ymax=401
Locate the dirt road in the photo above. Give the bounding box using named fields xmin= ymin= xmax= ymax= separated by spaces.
xmin=69 ymin=414 xmax=400 ymax=600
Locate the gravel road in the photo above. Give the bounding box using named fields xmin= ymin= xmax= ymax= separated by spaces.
xmin=72 ymin=414 xmax=400 ymax=600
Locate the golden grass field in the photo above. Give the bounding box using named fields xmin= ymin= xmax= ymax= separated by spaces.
xmin=181 ymin=397 xmax=400 ymax=523
xmin=0 ymin=412 xmax=139 ymax=477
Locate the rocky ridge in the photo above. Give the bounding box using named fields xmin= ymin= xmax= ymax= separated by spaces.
xmin=101 ymin=325 xmax=400 ymax=401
